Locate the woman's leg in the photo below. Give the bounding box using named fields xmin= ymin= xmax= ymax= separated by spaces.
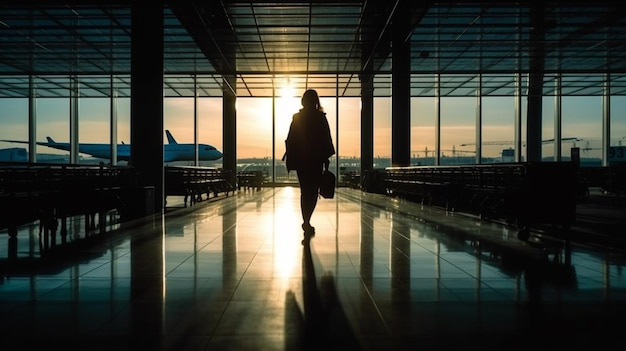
xmin=301 ymin=185 xmax=317 ymax=227
xmin=297 ymin=167 xmax=322 ymax=232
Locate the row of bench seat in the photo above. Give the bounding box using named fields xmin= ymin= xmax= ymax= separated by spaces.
xmin=385 ymin=162 xmax=580 ymax=241
xmin=237 ymin=171 xmax=265 ymax=191
xmin=1 ymin=164 xmax=260 ymax=254
xmin=1 ymin=164 xmax=137 ymax=246
xmin=165 ymin=166 xmax=237 ymax=207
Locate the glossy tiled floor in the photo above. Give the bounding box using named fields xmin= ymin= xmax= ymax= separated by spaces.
xmin=1 ymin=187 xmax=625 ymax=350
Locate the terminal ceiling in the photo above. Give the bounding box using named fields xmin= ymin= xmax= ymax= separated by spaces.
xmin=1 ymin=1 xmax=626 ymax=99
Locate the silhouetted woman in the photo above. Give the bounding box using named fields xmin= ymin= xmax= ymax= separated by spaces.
xmin=284 ymin=89 xmax=335 ymax=235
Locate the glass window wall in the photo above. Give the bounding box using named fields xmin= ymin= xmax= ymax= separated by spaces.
xmin=610 ymin=96 xmax=626 ymax=165
xmin=37 ymin=98 xmax=70 ymax=163
xmin=482 ymin=96 xmax=516 ymax=163
xmin=273 ymin=87 xmax=300 ymax=184
xmin=373 ymin=97 xmax=391 ymax=169
xmin=198 ymin=98 xmax=223 ymax=168
xmin=411 ymin=97 xmax=436 ymax=166
xmin=78 ymin=97 xmax=110 ymax=165
xmin=440 ymin=96 xmax=476 ymax=165
xmin=1 ymin=73 xmax=626 ymax=179
xmin=0 ymin=98 xmax=28 ymax=162
xmin=541 ymin=96 xmax=556 ymax=161
xmin=338 ymin=97 xmax=361 ymax=185
xmin=239 ymin=97 xmax=274 ymax=180
xmin=164 ymin=97 xmax=194 ymax=166
xmin=562 ymin=96 xmax=603 ymax=166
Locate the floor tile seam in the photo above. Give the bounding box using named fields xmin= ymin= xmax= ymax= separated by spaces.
xmin=13 ymin=226 xmax=135 ymax=262
xmin=431 ymin=253 xmax=497 ymax=280
xmin=165 ymin=191 xmax=240 ymax=223
xmin=199 ymin=249 xmax=267 ymax=340
xmin=436 ymin=280 xmax=517 ymax=302
xmin=15 ymin=258 xmax=121 ymax=288
xmin=339 ymin=190 xmax=468 ymax=253
xmin=332 ymin=246 xmax=420 ymax=318
xmin=166 ymin=189 xmax=276 ymax=242
xmin=339 ymin=189 xmax=517 ymax=242
xmin=223 ymin=188 xmax=280 ymax=230
xmin=164 ymin=206 xmax=228 ymax=225
xmin=163 ymin=233 xmax=228 ymax=276
xmin=231 ymin=232 xmax=273 ymax=290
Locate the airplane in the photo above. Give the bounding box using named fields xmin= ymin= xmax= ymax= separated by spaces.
xmin=0 ymin=129 xmax=223 ymax=162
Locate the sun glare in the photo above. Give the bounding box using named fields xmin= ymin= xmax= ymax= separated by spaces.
xmin=279 ymin=84 xmax=296 ymax=99
xmin=276 ymin=82 xmax=301 ymax=129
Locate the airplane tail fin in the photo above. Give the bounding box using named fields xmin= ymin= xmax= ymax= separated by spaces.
xmin=46 ymin=136 xmax=56 ymax=143
xmin=165 ymin=130 xmax=178 ymax=144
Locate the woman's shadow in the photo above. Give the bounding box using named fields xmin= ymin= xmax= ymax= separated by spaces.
xmin=284 ymin=234 xmax=360 ymax=350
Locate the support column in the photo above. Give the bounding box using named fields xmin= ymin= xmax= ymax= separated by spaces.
xmin=110 ymin=75 xmax=118 ymax=166
xmin=514 ymin=73 xmax=523 ymax=162
xmin=554 ymin=76 xmax=562 ymax=161
xmin=194 ymin=75 xmax=199 ymax=165
xmin=602 ymin=74 xmax=610 ymax=167
xmin=526 ymin=5 xmax=546 ymax=163
xmin=336 ymin=75 xmax=340 ymax=176
xmin=360 ymin=74 xmax=374 ymax=178
xmin=360 ymin=0 xmax=377 ymax=185
xmin=131 ymin=3 xmax=164 ymax=214
xmin=28 ymin=75 xmax=37 ymax=163
xmin=435 ymin=75 xmax=441 ymax=166
xmin=526 ymin=77 xmax=543 ymax=163
xmin=391 ymin=0 xmax=411 ymax=167
xmin=475 ymin=75 xmax=482 ymax=164
xmin=272 ymin=87 xmax=276 ymax=183
xmin=70 ymin=75 xmax=79 ymax=164
xmin=222 ymin=75 xmax=237 ymax=175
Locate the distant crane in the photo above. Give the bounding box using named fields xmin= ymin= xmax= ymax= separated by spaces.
xmin=581 ymin=140 xmax=602 ymax=153
xmin=441 ymin=145 xmax=476 ymax=157
xmin=412 ymin=145 xmax=476 ymax=158
xmin=459 ymin=141 xmax=513 ymax=147
xmin=411 ymin=146 xmax=433 ymax=158
xmin=459 ymin=137 xmax=580 ymax=147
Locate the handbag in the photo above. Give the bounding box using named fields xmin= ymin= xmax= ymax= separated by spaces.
xmin=319 ymin=170 xmax=336 ymax=199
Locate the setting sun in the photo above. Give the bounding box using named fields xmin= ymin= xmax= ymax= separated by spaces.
xmin=276 ymin=81 xmax=302 ymax=132
xmin=279 ymin=84 xmax=296 ymax=99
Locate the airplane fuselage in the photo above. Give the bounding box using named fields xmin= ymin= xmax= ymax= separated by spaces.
xmin=164 ymin=143 xmax=223 ymax=162
xmin=46 ymin=142 xmax=222 ymax=162
xmin=1 ymin=134 xmax=223 ymax=162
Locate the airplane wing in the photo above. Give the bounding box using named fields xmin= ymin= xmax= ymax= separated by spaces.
xmin=1 ymin=139 xmax=54 ymax=147
xmin=1 ymin=139 xmax=29 ymax=144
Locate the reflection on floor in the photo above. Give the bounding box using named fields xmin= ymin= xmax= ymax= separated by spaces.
xmin=1 ymin=187 xmax=625 ymax=350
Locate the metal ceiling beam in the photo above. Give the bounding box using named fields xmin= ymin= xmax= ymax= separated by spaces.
xmin=168 ymin=1 xmax=238 ymax=95
xmin=359 ymin=1 xmax=430 ymax=75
